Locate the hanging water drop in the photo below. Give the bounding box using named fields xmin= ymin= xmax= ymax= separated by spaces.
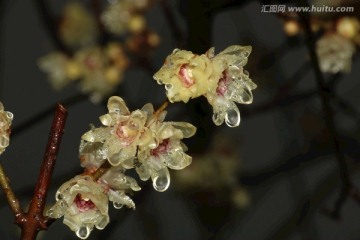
xmin=76 ymin=225 xmax=91 ymax=239
xmin=152 ymin=169 xmax=170 ymax=192
xmin=225 ymin=107 xmax=240 ymax=127
xmin=165 ymin=84 xmax=173 ymax=90
xmin=96 ymin=216 xmax=109 ymax=230
xmin=239 ymin=87 xmax=253 ymax=104
xmin=212 ymin=112 xmax=223 ymax=126
xmin=113 ymin=202 xmax=124 ymax=209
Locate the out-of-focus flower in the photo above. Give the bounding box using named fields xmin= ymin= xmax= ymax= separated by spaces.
xmin=81 ymin=96 xmax=152 ymax=167
xmin=136 ymin=105 xmax=196 ymax=192
xmin=39 ymin=43 xmax=129 ymax=102
xmin=174 ymin=134 xmax=249 ymax=209
xmin=336 ymin=17 xmax=360 ymax=40
xmin=316 ymin=33 xmax=356 ymax=73
xmin=205 ymin=46 xmax=256 ymax=127
xmin=38 ymin=52 xmax=80 ymax=90
xmin=47 ymin=175 xmax=109 ymax=239
xmin=75 ymin=44 xmax=129 ymax=102
xmin=283 ymin=20 xmax=301 ymax=36
xmin=101 ymin=0 xmax=149 ymax=35
xmin=153 ymin=49 xmax=222 ymax=103
xmin=126 ymin=30 xmax=160 ymax=54
xmin=0 ymin=102 xmax=13 ymax=155
xmin=59 ymin=2 xmax=99 ymax=49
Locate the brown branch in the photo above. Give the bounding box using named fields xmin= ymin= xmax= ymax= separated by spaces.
xmin=91 ymin=161 xmax=111 ymax=181
xmin=18 ymin=104 xmax=68 ymax=240
xmin=154 ymin=100 xmax=169 ymax=119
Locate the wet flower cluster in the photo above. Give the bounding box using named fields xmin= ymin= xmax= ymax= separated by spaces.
xmin=154 ymin=45 xmax=257 ymax=127
xmin=47 ymin=96 xmax=196 ymax=239
xmin=0 ymin=102 xmax=13 ymax=155
xmin=39 ymin=0 xmax=159 ymax=102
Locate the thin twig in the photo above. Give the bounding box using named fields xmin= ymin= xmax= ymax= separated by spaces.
xmin=91 ymin=161 xmax=111 ymax=181
xmin=299 ymin=9 xmax=355 ymax=218
xmin=0 ymin=163 xmax=23 ymax=218
xmin=154 ymin=100 xmax=169 ymax=119
xmin=19 ymin=104 xmax=68 ymax=239
xmin=33 ymin=0 xmax=72 ymax=55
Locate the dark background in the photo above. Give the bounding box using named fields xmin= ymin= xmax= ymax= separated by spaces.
xmin=1 ymin=0 xmax=360 ymax=239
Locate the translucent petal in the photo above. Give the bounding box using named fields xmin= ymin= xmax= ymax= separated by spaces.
xmin=238 ymin=86 xmax=253 ymax=104
xmin=167 ymin=151 xmax=192 ymax=170
xmin=136 ymin=164 xmax=151 ymax=181
xmin=95 ymin=215 xmax=109 ymax=230
xmin=141 ymin=103 xmax=154 ymax=121
xmin=81 ymin=128 xmax=110 ymax=142
xmin=170 ymin=122 xmax=197 ymax=138
xmin=99 ymin=114 xmax=113 ymax=126
xmin=107 ymin=96 xmax=129 ymax=114
xmin=212 ymin=111 xmax=224 ymax=126
xmin=220 ymin=45 xmax=252 ymax=58
xmin=225 ymin=105 xmax=241 ymax=127
xmin=108 ymin=190 xmax=136 ymax=209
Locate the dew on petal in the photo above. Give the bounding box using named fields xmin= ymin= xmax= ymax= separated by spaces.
xmin=99 ymin=114 xmax=113 ymax=126
xmin=239 ymin=87 xmax=253 ymax=104
xmin=225 ymin=106 xmax=240 ymax=127
xmin=113 ymin=201 xmax=124 ymax=209
xmin=165 ymin=83 xmax=173 ymax=90
xmin=6 ymin=112 xmax=13 ymax=120
xmin=76 ymin=225 xmax=91 ymax=239
xmin=212 ymin=112 xmax=224 ymax=126
xmin=56 ymin=192 xmax=64 ymax=201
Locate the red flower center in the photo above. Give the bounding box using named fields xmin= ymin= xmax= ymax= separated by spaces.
xmin=178 ymin=64 xmax=194 ymax=88
xmin=115 ymin=121 xmax=137 ymax=146
xmin=216 ymin=72 xmax=228 ymax=96
xmin=151 ymin=139 xmax=170 ymax=157
xmin=75 ymin=194 xmax=96 ymax=212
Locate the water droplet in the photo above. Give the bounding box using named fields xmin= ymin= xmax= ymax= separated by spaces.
xmin=212 ymin=112 xmax=223 ymax=126
xmin=165 ymin=84 xmax=173 ymax=90
xmin=55 ymin=192 xmax=63 ymax=201
xmin=225 ymin=107 xmax=240 ymax=127
xmin=76 ymin=225 xmax=91 ymax=239
xmin=96 ymin=216 xmax=108 ymax=230
xmin=113 ymin=202 xmax=124 ymax=209
xmin=239 ymin=87 xmax=253 ymax=104
xmin=152 ymin=169 xmax=170 ymax=192
xmin=6 ymin=112 xmax=13 ymax=120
